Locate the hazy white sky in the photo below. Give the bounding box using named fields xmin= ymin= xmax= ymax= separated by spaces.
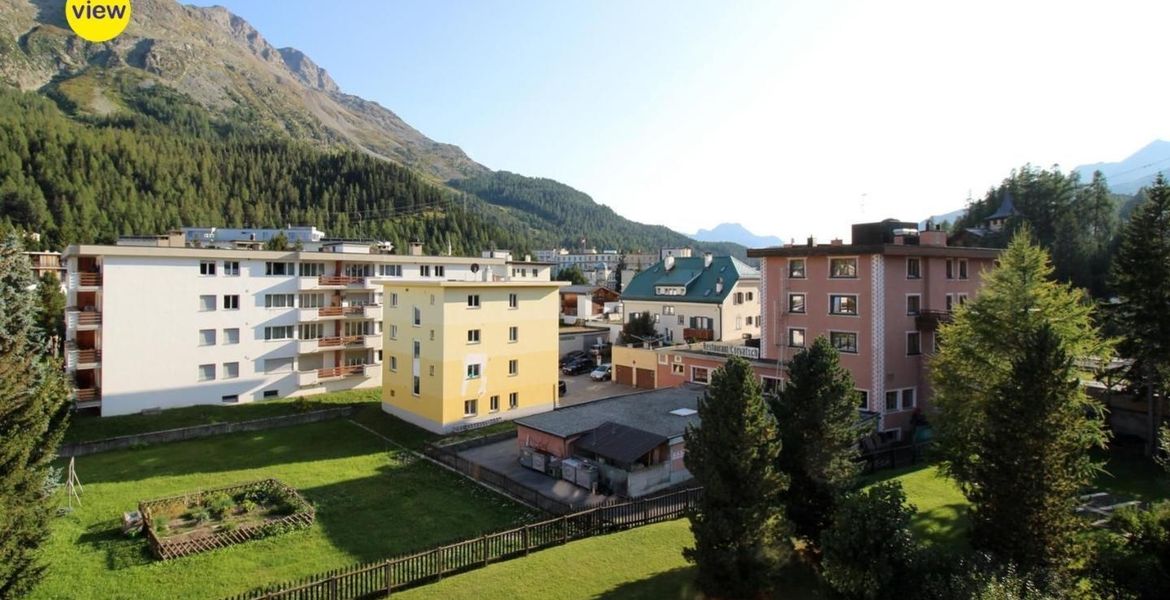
xmin=202 ymin=0 xmax=1170 ymax=242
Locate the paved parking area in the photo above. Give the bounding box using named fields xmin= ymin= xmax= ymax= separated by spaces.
xmin=557 ymin=372 xmax=640 ymax=407
xmin=458 ymin=438 xmax=610 ymax=507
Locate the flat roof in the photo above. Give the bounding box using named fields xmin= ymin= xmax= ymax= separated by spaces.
xmin=746 ymin=243 xmax=1001 ymax=259
xmin=558 ymin=326 xmax=611 ymax=335
xmin=62 ymin=244 xmax=504 ymax=265
xmin=516 ymin=384 xmax=704 ymax=440
xmin=380 ymin=280 xmax=566 ymax=289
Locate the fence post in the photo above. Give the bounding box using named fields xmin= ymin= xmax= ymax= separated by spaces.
xmin=523 ymin=524 xmax=530 ymax=555
xmin=329 ymin=574 xmax=338 ymax=599
xmin=384 ymin=560 xmax=393 ymax=595
xmin=482 ymin=534 xmax=489 ymax=567
xmin=561 ymin=515 xmax=569 ymax=545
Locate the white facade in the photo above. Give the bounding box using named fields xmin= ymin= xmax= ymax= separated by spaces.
xmin=64 ymin=244 xmax=546 ymax=416
xmin=622 ymin=280 xmax=761 ymax=343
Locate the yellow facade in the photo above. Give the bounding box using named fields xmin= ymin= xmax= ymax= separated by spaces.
xmin=380 ymin=280 xmax=564 ymax=433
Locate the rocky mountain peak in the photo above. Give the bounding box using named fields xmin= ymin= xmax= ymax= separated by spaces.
xmin=278 ymin=47 xmax=339 ymax=93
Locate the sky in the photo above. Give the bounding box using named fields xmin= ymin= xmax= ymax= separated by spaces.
xmin=190 ymin=0 xmax=1170 ymax=242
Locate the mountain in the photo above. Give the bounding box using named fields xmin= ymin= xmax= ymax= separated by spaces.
xmin=1074 ymin=140 xmax=1170 ymax=195
xmin=690 ymin=223 xmax=782 ymax=248
xmin=0 ymin=0 xmax=742 ymax=256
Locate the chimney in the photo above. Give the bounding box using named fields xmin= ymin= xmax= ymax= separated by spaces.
xmin=408 ymin=240 xmax=423 ymax=256
xmin=524 ymin=254 xmax=531 ymax=262
xmin=806 ymin=236 xmax=815 ymax=247
xmin=715 ymin=277 xmax=724 ymax=294
xmin=703 ymin=252 xmax=713 ymax=268
xmin=664 ymin=255 xmax=675 ymax=271
xmin=830 ymin=238 xmax=843 ymax=246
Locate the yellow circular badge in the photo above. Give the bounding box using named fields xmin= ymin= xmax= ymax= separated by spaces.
xmin=66 ymin=0 xmax=132 ymax=43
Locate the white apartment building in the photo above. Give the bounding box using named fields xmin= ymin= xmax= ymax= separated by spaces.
xmin=63 ymin=239 xmax=549 ymax=416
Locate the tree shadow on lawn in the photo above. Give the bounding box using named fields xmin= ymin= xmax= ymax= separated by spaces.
xmin=911 ymin=502 xmax=970 ymax=551
xmin=74 ymin=420 xmax=400 ymax=484
xmin=75 ymin=518 xmax=153 ymax=571
xmin=592 ymin=564 xmax=831 ymax=600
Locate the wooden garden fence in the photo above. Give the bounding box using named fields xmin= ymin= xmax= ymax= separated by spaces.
xmin=225 ymin=487 xmax=702 ymax=600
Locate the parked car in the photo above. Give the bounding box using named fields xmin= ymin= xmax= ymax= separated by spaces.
xmin=589 ymin=363 xmax=613 ymax=382
xmin=559 ymin=350 xmax=588 ymax=367
xmin=558 ymin=380 xmax=567 ymax=397
xmin=561 ymin=357 xmax=594 ymax=375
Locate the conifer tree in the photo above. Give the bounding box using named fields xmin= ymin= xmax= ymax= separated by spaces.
xmin=1111 ymin=174 xmax=1170 ymax=456
xmin=684 ymin=356 xmax=791 ymax=598
xmin=34 ymin=273 xmax=65 ymax=353
xmin=931 ymin=229 xmax=1109 ymax=572
xmin=0 ymin=235 xmax=71 ymax=597
xmin=771 ymin=336 xmax=859 ymax=543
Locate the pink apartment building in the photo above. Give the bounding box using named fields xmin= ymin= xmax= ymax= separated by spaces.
xmin=747 ymin=220 xmax=1000 ymax=436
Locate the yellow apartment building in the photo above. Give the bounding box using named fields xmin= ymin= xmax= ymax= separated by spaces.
xmin=381 ymin=280 xmax=565 ymax=433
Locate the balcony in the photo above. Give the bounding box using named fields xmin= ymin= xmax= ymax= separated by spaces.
xmin=67 ymin=310 xmax=102 ymax=331
xmin=298 ymin=335 xmax=377 ymax=354
xmin=297 ymin=364 xmax=375 ymax=387
xmin=74 ymin=272 xmax=102 ymax=289
xmin=915 ymin=310 xmax=953 ymax=332
xmin=66 ymin=347 xmax=101 ymax=370
xmin=683 ymin=328 xmax=715 ymax=342
xmin=317 ymin=275 xmax=365 ymax=287
xmin=74 ymin=387 xmax=101 ymax=410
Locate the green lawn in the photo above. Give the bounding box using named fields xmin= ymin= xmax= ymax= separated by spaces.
xmin=36 ymin=419 xmax=532 ymax=600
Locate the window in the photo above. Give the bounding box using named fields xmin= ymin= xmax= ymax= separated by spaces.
xmin=300 ymin=323 xmax=324 ymax=340
xmin=761 ymin=377 xmax=782 ymax=397
xmin=906 ymin=294 xmax=921 ymax=315
xmin=264 ymin=357 xmax=294 ymax=373
xmin=906 ymin=257 xmax=921 ymax=279
xmin=429 ymin=329 xmax=435 ymax=341
xmin=265 ymin=294 xmax=295 ymax=308
xmin=856 ymin=390 xmax=869 ymax=409
xmin=224 ymin=328 xmax=240 ymax=344
xmin=467 ymin=294 xmax=481 ymax=308
xmin=829 ymin=294 xmax=858 ymax=315
xmin=678 ymin=315 xmax=685 ymax=325
xmin=413 ymin=307 xmax=421 ymax=326
xmin=389 ymin=356 xmax=398 ymax=371
xmin=390 ymin=292 xmax=399 ymax=307
xmin=788 ymin=259 xmax=806 ymax=278
xmin=746 ymin=316 xmax=753 ymax=326
xmin=263 ymin=326 xmax=294 ymax=341
xmin=945 ymin=259 xmax=954 ymax=280
xmin=829 ymin=331 xmax=858 ymax=353
xmin=221 ymin=394 xmax=239 ymax=404
xmin=300 ymin=293 xmax=325 ymax=308
xmin=298 ymin=262 xmax=325 ymax=277
xmin=509 ymin=326 xmax=518 ymax=342
xmin=945 ymin=294 xmax=954 ymax=311
xmin=508 ymin=359 xmax=518 ymax=375
xmin=263 ymin=390 xmax=279 ymax=399
xmin=658 ymin=353 xmax=669 ymax=365
xmin=788 ymin=293 xmax=806 ymax=313
xmin=509 ymin=392 xmax=518 ymax=409
xmin=413 ymin=375 xmax=420 ymax=395
xmin=199 ymin=295 xmax=216 ymax=311
xmin=490 ymin=395 xmax=500 ymax=412
xmin=672 ymin=363 xmax=684 ymax=375
xmin=200 ymin=260 xmax=216 ymax=276
xmin=467 ymin=364 xmax=481 ymax=379
xmin=390 ymin=324 xmax=398 ymax=340
xmin=429 ymin=365 xmax=435 ymax=376
xmin=379 ymin=264 xmax=402 ymax=277
xmin=788 ymin=328 xmax=806 ymax=347
xmin=265 ymin=262 xmax=294 ymax=276
xmin=735 ymin=316 xmax=743 ymax=330
xmin=509 ymin=293 xmax=518 ymax=309
xmin=413 ymin=341 xmax=420 ymax=358
xmin=198 ymin=364 xmax=215 ymax=381
xmin=958 ymin=259 xmax=968 ymax=280
xmin=223 ymin=362 xmax=239 ymax=379
xmin=468 ymin=329 xmax=481 ymax=343
xmin=907 ymin=331 xmax=921 ymax=355
xmin=902 ymin=388 xmax=916 ymax=410
xmin=830 ymin=257 xmax=858 ymax=278
xmin=885 ymin=390 xmax=899 ymax=411
xmin=435 ymin=266 xmax=445 ymax=278
xmin=747 ymin=291 xmax=754 ymax=301
xmin=691 ymin=367 xmax=710 ymax=384
xmin=958 ymin=293 xmax=968 ymax=306
xmin=420 ymin=265 xmax=432 ymax=277
xmin=199 ymin=329 xmax=216 ymax=346
xmin=223 ymin=294 xmax=240 ymax=310
xmin=734 ymin=292 xmax=744 ymax=305
xmin=663 ymin=305 xmax=675 ymax=315
xmin=224 ymin=261 xmax=240 ymax=276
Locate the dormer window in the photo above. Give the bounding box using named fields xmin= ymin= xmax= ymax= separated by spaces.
xmin=655 ymin=286 xmax=686 ymax=296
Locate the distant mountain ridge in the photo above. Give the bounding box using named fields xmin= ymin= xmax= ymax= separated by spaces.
xmin=1074 ymin=140 xmax=1170 ymax=194
xmin=690 ymin=223 xmax=783 ymax=248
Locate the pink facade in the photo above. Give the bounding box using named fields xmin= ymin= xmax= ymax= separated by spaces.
xmin=750 ymin=224 xmax=998 ymax=435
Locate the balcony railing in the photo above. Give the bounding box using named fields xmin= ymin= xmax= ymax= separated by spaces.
xmin=318 ymin=275 xmax=364 ymax=286
xmin=76 ymin=312 xmax=101 ymax=325
xmin=319 ymin=306 xmax=344 ymax=317
xmin=317 ymin=335 xmax=364 ymax=348
xmin=74 ymin=387 xmax=101 ymax=409
xmin=78 ymin=272 xmax=102 ymax=287
xmin=318 ymin=364 xmax=368 ymax=379
xmin=915 ymin=310 xmax=953 ymax=332
xmin=683 ymin=328 xmax=715 ymax=342
xmin=76 ymin=349 xmax=101 ymax=364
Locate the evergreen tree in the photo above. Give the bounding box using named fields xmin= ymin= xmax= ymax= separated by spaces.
xmin=34 ymin=273 xmax=65 ymax=353
xmin=619 ymin=312 xmax=659 ymax=345
xmin=684 ymin=356 xmax=792 ymax=598
xmin=931 ymin=229 xmax=1109 ymax=572
xmin=0 ymin=235 xmax=71 ymax=597
xmin=819 ymin=482 xmax=920 ymax=599
xmin=1110 ymin=174 xmax=1170 ymax=457
xmin=771 ymin=336 xmax=860 ymax=543
xmin=555 ymin=265 xmax=588 ymax=285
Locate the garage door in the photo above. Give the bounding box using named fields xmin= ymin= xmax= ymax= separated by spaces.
xmin=615 ymin=365 xmax=633 ymax=386
xmin=636 ymin=368 xmax=655 ymax=389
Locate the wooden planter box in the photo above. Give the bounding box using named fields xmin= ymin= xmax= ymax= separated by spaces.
xmin=139 ymin=478 xmax=315 ymax=560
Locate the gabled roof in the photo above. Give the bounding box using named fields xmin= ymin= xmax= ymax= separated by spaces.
xmin=620 ymin=256 xmax=759 ymax=304
xmin=574 ymin=422 xmax=668 ymax=464
xmin=987 ymin=191 xmax=1017 ymax=221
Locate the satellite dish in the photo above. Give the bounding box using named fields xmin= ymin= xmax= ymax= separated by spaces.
xmin=470 ymin=263 xmax=480 ymax=273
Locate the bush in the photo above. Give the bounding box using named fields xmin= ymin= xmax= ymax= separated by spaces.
xmin=203 ymin=491 xmax=235 ymax=519
xmin=185 ymin=508 xmax=210 ymax=524
xmin=239 ymin=499 xmax=258 ymax=514
xmin=1086 ymin=502 xmax=1170 ymax=599
xmin=820 ymin=481 xmax=921 ymax=599
xmin=916 ymin=553 xmax=1063 ymax=600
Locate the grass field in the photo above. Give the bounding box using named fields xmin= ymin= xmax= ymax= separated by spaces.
xmin=35 ymin=419 xmax=532 ymax=600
